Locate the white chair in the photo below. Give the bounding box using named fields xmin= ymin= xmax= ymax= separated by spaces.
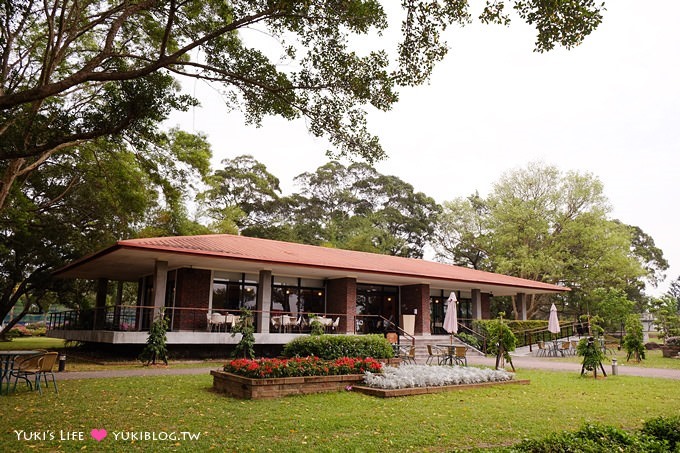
xmin=331 ymin=317 xmax=340 ymax=333
xmin=271 ymin=316 xmax=281 ymax=331
xmin=282 ymin=315 xmax=296 ymax=332
xmin=210 ymin=313 xmax=226 ymax=332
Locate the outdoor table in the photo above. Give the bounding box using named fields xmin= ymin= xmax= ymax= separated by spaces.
xmin=436 ymin=344 xmax=457 ymax=366
xmin=0 ymin=350 xmax=41 ymax=395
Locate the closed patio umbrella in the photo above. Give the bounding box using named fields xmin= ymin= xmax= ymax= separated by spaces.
xmin=548 ymin=303 xmax=560 ymax=336
xmin=443 ymin=292 xmax=458 ymax=344
xmin=547 ymin=303 xmax=562 ymax=356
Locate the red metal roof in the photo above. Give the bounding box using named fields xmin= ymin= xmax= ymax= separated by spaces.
xmin=102 ymin=234 xmax=566 ymax=293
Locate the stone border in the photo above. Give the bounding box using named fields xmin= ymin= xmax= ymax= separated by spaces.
xmin=351 ymin=379 xmax=530 ymax=398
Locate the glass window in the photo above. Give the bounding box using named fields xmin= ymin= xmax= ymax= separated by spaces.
xmin=212 ymin=277 xmax=258 ymax=312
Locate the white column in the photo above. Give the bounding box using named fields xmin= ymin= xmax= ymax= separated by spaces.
xmin=517 ymin=293 xmax=527 ymax=320
xmin=152 ymin=260 xmax=168 ymax=320
xmin=256 ymin=270 xmax=272 ymax=333
xmin=471 ymin=289 xmax=482 ymax=319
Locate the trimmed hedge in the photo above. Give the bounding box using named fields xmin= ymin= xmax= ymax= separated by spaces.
xmin=282 ymin=334 xmax=394 ymax=360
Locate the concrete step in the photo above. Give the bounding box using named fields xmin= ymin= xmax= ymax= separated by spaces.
xmin=396 ymin=335 xmax=483 ymax=365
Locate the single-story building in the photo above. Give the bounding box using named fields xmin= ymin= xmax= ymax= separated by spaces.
xmin=49 ymin=234 xmax=568 ymax=346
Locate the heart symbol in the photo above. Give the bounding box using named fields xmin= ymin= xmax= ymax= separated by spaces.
xmin=90 ymin=429 xmax=107 ymax=442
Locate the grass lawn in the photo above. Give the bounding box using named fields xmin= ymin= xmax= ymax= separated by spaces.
xmin=0 ymin=337 xmax=67 ymax=351
xmin=2 ymin=369 xmax=679 ymax=452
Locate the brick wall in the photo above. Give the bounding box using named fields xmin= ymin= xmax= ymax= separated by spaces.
xmin=173 ymin=268 xmax=211 ymax=331
xmin=326 ymin=278 xmax=356 ymax=334
xmin=481 ymin=292 xmax=491 ymax=319
xmin=400 ymin=284 xmax=430 ymax=335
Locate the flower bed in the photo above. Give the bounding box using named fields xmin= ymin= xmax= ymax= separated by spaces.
xmin=213 ymin=357 xmax=383 ymax=399
xmin=352 ymin=365 xmax=529 ymax=398
xmin=224 ymin=356 xmax=382 ymax=378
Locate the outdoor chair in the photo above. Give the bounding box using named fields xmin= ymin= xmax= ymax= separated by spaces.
xmin=400 ymin=345 xmax=416 ymax=365
xmin=570 ymin=340 xmax=579 ymax=354
xmin=426 ymin=344 xmax=446 ymax=365
xmin=331 ymin=317 xmax=340 ymax=333
xmin=11 ymin=353 xmax=43 ymax=392
xmin=536 ymin=341 xmax=547 ymax=357
xmin=453 ymin=346 xmax=468 ymax=366
xmin=35 ymin=352 xmax=58 ymax=395
xmin=561 ymin=341 xmax=571 ymax=356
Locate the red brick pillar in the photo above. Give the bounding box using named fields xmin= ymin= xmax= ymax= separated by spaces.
xmin=326 ymin=278 xmax=356 ymax=334
xmin=175 ymin=268 xmax=211 ymax=331
xmin=400 ymin=284 xmax=430 ymax=335
xmin=481 ymin=293 xmax=491 ymax=320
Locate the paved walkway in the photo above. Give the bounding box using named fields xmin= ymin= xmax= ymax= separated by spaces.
xmin=468 ymin=355 xmax=680 ymax=380
xmin=50 ymin=357 xmax=680 ymax=381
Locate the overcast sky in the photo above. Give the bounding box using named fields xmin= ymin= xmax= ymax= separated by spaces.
xmin=167 ymin=1 xmax=679 ymax=297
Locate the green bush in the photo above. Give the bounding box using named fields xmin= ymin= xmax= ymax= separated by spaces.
xmin=506 ymin=422 xmax=668 ymax=452
xmin=282 ymin=334 xmax=394 ymax=360
xmin=641 ymin=415 xmax=680 ymax=451
xmin=622 ymin=314 xmax=645 ymax=362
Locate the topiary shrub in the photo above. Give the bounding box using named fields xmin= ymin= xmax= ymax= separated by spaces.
xmin=282 ymin=334 xmax=393 ymax=360
xmin=231 ymin=308 xmax=255 ymax=359
xmin=138 ymin=309 xmax=169 ymax=366
xmin=622 ymin=314 xmax=645 ymax=362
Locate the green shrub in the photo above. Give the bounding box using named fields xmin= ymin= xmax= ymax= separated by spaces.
xmin=138 ymin=309 xmax=169 ymax=365
xmin=231 ymin=308 xmax=255 ymax=359
xmin=577 ymin=337 xmax=607 ymax=373
xmin=485 ymin=318 xmax=517 ymax=362
xmin=456 ymin=332 xmax=480 ymax=349
xmin=622 ymin=314 xmax=646 ymax=362
xmin=641 ymin=415 xmax=680 ymax=451
xmin=282 ymin=334 xmax=394 ymax=360
xmin=506 ymin=422 xmax=668 ymax=452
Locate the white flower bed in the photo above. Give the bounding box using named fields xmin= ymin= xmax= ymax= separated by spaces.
xmin=363 ymin=365 xmax=513 ymax=389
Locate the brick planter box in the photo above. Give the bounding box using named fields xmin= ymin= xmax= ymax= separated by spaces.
xmin=211 ymin=370 xmax=365 ymax=399
xmin=662 ymin=346 xmax=680 ymax=358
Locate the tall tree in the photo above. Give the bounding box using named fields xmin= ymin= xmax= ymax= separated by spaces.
xmin=0 ymin=130 xmax=211 ymax=337
xmin=1 ymin=0 xmax=605 ymax=211
xmin=199 ymin=155 xmax=282 ymax=233
xmin=433 ymin=162 xmax=666 ymax=320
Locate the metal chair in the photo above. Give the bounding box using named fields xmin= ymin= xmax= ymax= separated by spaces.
xmin=453 ymin=346 xmax=468 ymax=366
xmin=35 ymin=352 xmax=58 ymax=395
xmin=400 ymin=345 xmax=417 ymax=365
xmin=426 ymin=344 xmax=446 ymax=365
xmin=11 ymin=353 xmax=43 ymax=391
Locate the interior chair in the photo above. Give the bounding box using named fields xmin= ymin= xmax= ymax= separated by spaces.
xmin=35 ymin=352 xmax=58 ymax=395
xmin=206 ymin=313 xmax=213 ymax=332
xmin=210 ymin=312 xmax=226 ymax=332
xmin=11 ymin=353 xmax=44 ymax=392
xmin=426 ymin=344 xmax=446 ymax=365
xmin=453 ymin=346 xmax=468 ymax=366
